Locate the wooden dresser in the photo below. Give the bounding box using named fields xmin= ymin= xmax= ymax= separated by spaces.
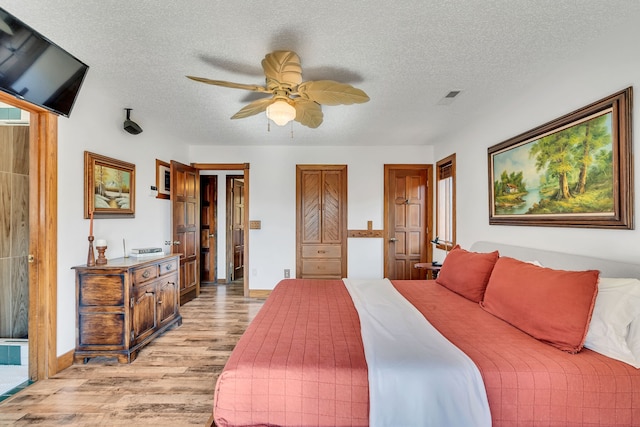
xmin=73 ymin=254 xmax=182 ymax=364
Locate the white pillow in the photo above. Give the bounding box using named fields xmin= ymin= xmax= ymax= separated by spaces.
xmin=629 ymin=315 xmax=640 ymax=362
xmin=584 ymin=277 xmax=640 ymax=368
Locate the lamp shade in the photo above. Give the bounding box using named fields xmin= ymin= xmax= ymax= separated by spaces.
xmin=266 ymin=100 xmax=296 ymax=126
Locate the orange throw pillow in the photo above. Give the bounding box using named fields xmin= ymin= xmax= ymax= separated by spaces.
xmin=435 ymin=245 xmax=499 ymax=302
xmin=481 ymin=256 xmax=599 ymax=353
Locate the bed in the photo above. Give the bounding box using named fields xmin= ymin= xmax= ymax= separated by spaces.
xmin=210 ymin=242 xmax=640 ymax=426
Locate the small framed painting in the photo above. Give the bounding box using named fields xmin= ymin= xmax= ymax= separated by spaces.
xmin=156 ymin=159 xmax=170 ymax=199
xmin=84 ymin=151 xmax=135 ymax=218
xmin=488 ymin=87 xmax=633 ymax=229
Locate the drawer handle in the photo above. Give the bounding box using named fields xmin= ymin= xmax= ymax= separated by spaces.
xmin=317 ymin=250 xmax=326 ymax=254
xmin=165 ymin=264 xmax=172 ymax=271
xmin=142 ymin=270 xmax=151 ymax=278
xmin=145 ymin=292 xmax=154 ymax=297
xmin=157 ymin=300 xmax=163 ymax=305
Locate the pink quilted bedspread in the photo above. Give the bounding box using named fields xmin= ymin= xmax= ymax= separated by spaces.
xmin=213 ymin=279 xmax=640 ymax=426
xmin=214 ymin=279 xmax=369 ymax=427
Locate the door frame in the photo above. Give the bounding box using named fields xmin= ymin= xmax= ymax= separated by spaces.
xmin=0 ymin=92 xmax=58 ymax=380
xmin=193 ymin=163 xmax=250 ymax=297
xmin=383 ymin=164 xmax=434 ymax=278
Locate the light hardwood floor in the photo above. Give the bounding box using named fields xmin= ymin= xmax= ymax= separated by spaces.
xmin=0 ymin=282 xmax=264 ymax=426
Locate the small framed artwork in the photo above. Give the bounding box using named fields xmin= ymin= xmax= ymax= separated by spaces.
xmin=488 ymin=87 xmax=633 ymax=229
xmin=84 ymin=151 xmax=135 ymax=218
xmin=156 ymin=159 xmax=170 ymax=199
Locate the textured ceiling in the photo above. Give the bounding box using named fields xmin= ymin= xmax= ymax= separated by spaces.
xmin=1 ymin=1 xmax=639 ymax=146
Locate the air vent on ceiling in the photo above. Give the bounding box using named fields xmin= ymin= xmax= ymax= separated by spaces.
xmin=437 ymin=90 xmax=462 ymax=106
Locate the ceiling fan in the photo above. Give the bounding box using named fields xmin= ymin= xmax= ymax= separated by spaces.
xmin=187 ymin=50 xmax=370 ymax=128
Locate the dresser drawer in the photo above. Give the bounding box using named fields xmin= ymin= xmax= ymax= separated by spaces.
xmin=133 ymin=265 xmax=158 ymax=285
xmin=301 ymin=259 xmax=343 ymax=276
xmin=159 ymin=259 xmax=178 ymax=276
xmin=301 ymin=244 xmax=341 ymax=258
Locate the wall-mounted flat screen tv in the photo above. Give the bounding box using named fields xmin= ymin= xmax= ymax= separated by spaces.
xmin=0 ymin=8 xmax=88 ymax=117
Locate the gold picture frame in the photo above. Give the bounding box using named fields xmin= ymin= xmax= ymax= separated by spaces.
xmin=84 ymin=151 xmax=135 ymax=218
xmin=488 ymin=87 xmax=633 ymax=229
xmin=156 ymin=159 xmax=170 ymax=200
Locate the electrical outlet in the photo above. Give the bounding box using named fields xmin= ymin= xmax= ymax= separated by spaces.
xmin=284 ymin=269 xmax=290 ymax=278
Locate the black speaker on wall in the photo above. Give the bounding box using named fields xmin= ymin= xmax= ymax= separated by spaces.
xmin=123 ymin=108 xmax=143 ymax=135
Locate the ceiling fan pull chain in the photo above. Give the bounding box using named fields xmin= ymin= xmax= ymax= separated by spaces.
xmin=290 ymin=121 xmax=294 ymax=139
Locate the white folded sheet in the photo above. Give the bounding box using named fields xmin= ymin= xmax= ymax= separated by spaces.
xmin=343 ymin=278 xmax=491 ymax=427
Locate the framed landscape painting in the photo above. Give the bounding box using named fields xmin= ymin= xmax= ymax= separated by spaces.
xmin=84 ymin=151 xmax=136 ymax=218
xmin=488 ymin=87 xmax=633 ymax=229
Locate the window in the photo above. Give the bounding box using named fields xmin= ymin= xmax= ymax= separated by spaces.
xmin=436 ymin=154 xmax=456 ymax=250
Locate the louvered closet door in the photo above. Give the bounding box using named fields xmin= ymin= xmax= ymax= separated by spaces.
xmin=296 ymin=165 xmax=347 ymax=279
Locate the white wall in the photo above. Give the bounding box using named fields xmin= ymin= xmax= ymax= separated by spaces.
xmin=189 ymin=145 xmax=435 ymax=289
xmin=432 ymin=19 xmax=640 ymax=265
xmin=56 ymin=75 xmax=188 ymax=356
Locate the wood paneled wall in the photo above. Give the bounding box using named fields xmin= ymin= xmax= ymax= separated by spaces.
xmin=0 ymin=125 xmax=29 ymax=338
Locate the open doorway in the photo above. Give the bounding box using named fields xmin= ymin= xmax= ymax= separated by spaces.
xmin=191 ymin=164 xmax=250 ymax=296
xmin=0 ymin=98 xmax=59 ymax=392
xmin=0 ymin=104 xmax=30 ymax=399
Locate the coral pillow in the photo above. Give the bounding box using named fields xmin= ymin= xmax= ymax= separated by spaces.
xmin=435 ymin=245 xmax=499 ymax=302
xmin=481 ymin=257 xmax=599 ymax=353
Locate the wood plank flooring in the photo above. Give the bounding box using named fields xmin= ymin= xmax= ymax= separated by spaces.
xmin=0 ymin=282 xmax=265 ymax=426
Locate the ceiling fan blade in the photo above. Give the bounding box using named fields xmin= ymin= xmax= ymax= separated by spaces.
xmin=231 ymin=98 xmax=275 ymax=119
xmin=261 ymin=51 xmax=303 ymax=89
xmin=296 ymin=80 xmax=369 ymax=105
xmin=186 ymin=76 xmax=269 ymax=93
xmin=293 ymin=99 xmax=323 ymax=128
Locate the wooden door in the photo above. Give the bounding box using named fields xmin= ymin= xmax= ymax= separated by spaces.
xmin=384 ymin=165 xmax=432 ymax=280
xmin=171 ymin=160 xmax=200 ymax=303
xmin=226 ymin=176 xmax=244 ymax=281
xmin=296 ymin=165 xmax=347 ymax=279
xmin=199 ymin=175 xmax=217 ymax=283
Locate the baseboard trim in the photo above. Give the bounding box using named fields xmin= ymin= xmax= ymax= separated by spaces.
xmin=57 ymin=349 xmax=74 ymax=373
xmin=249 ymin=290 xmax=271 ymax=298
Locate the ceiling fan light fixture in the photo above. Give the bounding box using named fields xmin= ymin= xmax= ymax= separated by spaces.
xmin=266 ymin=99 xmax=296 ymax=126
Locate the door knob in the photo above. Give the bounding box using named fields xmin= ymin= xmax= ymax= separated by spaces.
xmin=389 ymin=238 xmax=398 ymax=242
xmin=208 ymin=233 xmax=214 ymax=238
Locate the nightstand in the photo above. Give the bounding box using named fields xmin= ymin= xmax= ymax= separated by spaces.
xmin=414 ymin=262 xmax=442 ymax=279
